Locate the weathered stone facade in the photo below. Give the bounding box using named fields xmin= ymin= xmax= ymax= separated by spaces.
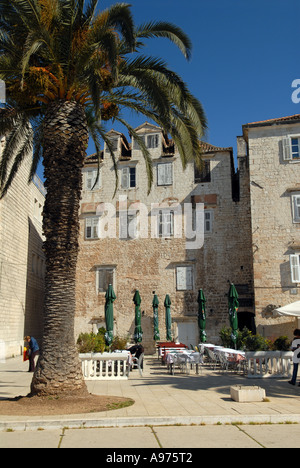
xmin=0 ymin=136 xmax=45 ymax=358
xmin=239 ymin=115 xmax=300 ymax=339
xmin=75 ymin=123 xmax=254 ymax=352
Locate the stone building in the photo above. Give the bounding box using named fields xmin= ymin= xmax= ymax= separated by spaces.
xmin=75 ymin=122 xmax=254 ymax=352
xmin=0 ymin=135 xmax=45 ymax=359
xmin=238 ymin=114 xmax=300 ymax=339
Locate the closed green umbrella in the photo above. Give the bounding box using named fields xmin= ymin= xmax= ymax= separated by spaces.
xmin=228 ymin=283 xmax=239 ymax=349
xmin=164 ymin=295 xmax=172 ymax=341
xmin=197 ymin=289 xmax=207 ymax=343
xmin=153 ymin=293 xmax=160 ymax=341
xmin=105 ymin=283 xmax=116 ymax=347
xmin=133 ymin=290 xmax=143 ymax=343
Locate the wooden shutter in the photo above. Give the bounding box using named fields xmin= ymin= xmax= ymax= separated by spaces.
xmin=92 ymin=218 xmax=99 ymax=238
xmin=185 ymin=266 xmax=193 ymax=290
xmin=176 ymin=267 xmax=186 ymax=290
xmin=204 ymin=211 xmax=212 ymax=233
xmin=121 ymin=167 xmax=129 ymax=189
xmin=176 ymin=266 xmax=193 ymax=291
xmin=282 ymin=138 xmax=292 ymax=161
xmin=157 ymin=163 xmax=172 ymax=186
xmin=290 ymin=255 xmax=300 ymax=283
xmin=86 ymin=170 xmax=100 ymax=190
xmin=86 ymin=218 xmax=92 ymax=238
xmin=293 ymin=195 xmax=300 ymax=222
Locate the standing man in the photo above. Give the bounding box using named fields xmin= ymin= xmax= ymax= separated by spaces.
xmin=24 ymin=336 xmax=40 ymax=373
xmin=288 ymin=329 xmax=300 ymax=386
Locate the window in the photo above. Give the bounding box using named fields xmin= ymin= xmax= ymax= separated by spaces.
xmin=96 ymin=266 xmax=115 ymax=293
xmin=85 ymin=217 xmax=100 ymax=239
xmin=157 ymin=163 xmax=173 ymax=186
xmin=120 ymin=213 xmax=138 ymax=239
xmin=194 ymin=161 xmax=211 ymax=183
xmin=147 ymin=134 xmax=159 ymax=148
xmin=176 ymin=266 xmax=194 ymax=291
xmin=290 ymin=254 xmax=300 ymax=283
xmin=282 ymin=137 xmax=300 ymax=161
xmin=105 ymin=137 xmax=118 ymax=153
xmin=158 ymin=210 xmax=174 ymax=237
xmin=121 ymin=167 xmax=136 ymax=189
xmin=134 ymin=134 xmax=159 ymax=149
xmin=85 ymin=169 xmax=100 ymax=191
xmin=204 ymin=210 xmax=213 ymax=233
xmin=292 ymin=194 xmax=300 ymax=223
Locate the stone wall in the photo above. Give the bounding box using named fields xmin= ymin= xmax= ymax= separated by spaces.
xmin=75 ymin=123 xmax=254 ymax=352
xmin=0 ymin=137 xmax=45 ymax=358
xmin=243 ymin=119 xmax=300 ymax=339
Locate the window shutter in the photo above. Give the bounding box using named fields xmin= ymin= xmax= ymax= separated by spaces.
xmin=86 ymin=170 xmax=100 ymax=190
xmin=293 ymin=195 xmax=300 ymax=221
xmin=86 ymin=218 xmax=92 ymax=239
xmin=290 ymin=254 xmax=300 ymax=283
xmin=86 ymin=171 xmax=93 ymax=190
xmin=98 ymin=268 xmax=114 ymax=292
xmin=147 ymin=134 xmax=159 ymax=148
xmin=165 ymin=163 xmax=172 ymax=185
xmin=157 ymin=165 xmax=164 ymax=185
xmin=176 ymin=267 xmax=186 ymax=290
xmin=176 ymin=266 xmax=193 ymax=290
xmin=186 ymin=266 xmax=193 ymax=290
xmin=282 ymin=138 xmax=292 ymax=161
xmin=119 ymin=212 xmax=128 ymax=239
xmin=98 ymin=270 xmax=106 ymax=292
xmin=157 ymin=163 xmax=172 ymax=186
xmin=121 ymin=167 xmax=129 ymax=189
xmin=92 ymin=218 xmax=99 ymax=238
xmin=204 ymin=211 xmax=212 ymax=233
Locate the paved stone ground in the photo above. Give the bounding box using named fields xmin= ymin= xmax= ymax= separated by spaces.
xmin=1 ymin=356 xmax=300 ymax=448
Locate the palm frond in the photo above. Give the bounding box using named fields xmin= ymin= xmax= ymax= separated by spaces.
xmin=116 ymin=117 xmax=153 ymax=194
xmin=135 ymin=21 xmax=193 ymax=60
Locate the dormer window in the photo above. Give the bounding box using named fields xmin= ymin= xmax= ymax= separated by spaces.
xmin=134 ymin=134 xmax=160 ymax=150
xmin=105 ymin=137 xmax=119 ymax=153
xmin=147 ymin=134 xmax=159 ymax=148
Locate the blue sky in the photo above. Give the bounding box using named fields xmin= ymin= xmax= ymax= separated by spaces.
xmin=37 ymin=0 xmax=300 ymax=178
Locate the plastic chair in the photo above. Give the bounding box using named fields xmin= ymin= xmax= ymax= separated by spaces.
xmin=132 ymin=353 xmax=144 ymax=377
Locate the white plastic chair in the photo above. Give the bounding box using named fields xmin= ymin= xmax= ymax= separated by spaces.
xmin=131 ymin=353 xmax=144 ymax=377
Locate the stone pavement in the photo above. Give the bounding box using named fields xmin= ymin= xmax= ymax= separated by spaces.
xmin=1 ymin=356 xmax=300 ymax=448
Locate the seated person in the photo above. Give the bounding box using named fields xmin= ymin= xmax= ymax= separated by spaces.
xmin=127 ymin=344 xmax=144 ymax=369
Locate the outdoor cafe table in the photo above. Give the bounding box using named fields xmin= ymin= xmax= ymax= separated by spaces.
xmin=167 ymin=351 xmax=203 ymax=375
xmin=214 ymin=347 xmax=246 ymax=362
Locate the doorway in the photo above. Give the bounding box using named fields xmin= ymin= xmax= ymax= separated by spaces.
xmin=177 ymin=321 xmax=198 ymax=348
xmin=238 ymin=312 xmax=256 ymax=334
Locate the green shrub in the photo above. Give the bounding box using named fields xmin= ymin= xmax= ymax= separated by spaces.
xmin=272 ymin=336 xmax=291 ymax=351
xmin=77 ymin=332 xmax=105 ymax=353
xmin=219 ymin=326 xmax=270 ymax=351
xmin=77 ymin=331 xmax=128 ymax=353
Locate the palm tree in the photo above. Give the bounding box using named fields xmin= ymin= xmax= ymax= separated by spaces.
xmin=0 ymin=0 xmax=207 ymax=396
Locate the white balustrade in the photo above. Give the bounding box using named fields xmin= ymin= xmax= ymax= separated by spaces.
xmin=245 ymin=351 xmax=293 ymax=379
xmin=79 ymin=352 xmax=129 ymax=380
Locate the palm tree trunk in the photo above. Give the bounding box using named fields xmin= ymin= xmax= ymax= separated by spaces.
xmin=31 ymin=100 xmax=89 ymax=396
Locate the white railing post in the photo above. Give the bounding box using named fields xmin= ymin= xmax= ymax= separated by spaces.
xmin=245 ymin=351 xmax=293 ymax=378
xmin=79 ymin=352 xmax=129 ymax=380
